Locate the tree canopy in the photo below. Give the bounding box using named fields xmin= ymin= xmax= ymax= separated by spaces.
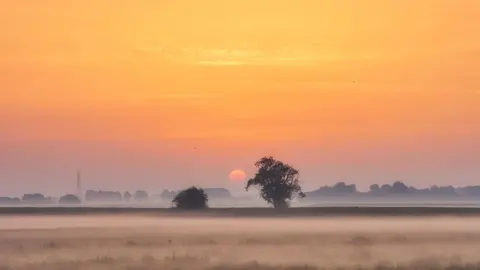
xmin=172 ymin=186 xmax=208 ymax=210
xmin=245 ymin=156 xmax=305 ymax=208
xmin=123 ymin=191 xmax=132 ymax=201
xmin=58 ymin=194 xmax=81 ymax=204
xmin=134 ymin=190 xmax=149 ymax=202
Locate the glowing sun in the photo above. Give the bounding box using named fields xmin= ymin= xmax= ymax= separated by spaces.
xmin=229 ymin=169 xmax=247 ymax=182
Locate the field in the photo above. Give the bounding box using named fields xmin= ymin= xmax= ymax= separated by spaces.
xmin=2 ymin=213 xmax=480 ymax=270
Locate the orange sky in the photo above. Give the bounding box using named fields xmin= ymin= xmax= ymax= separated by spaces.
xmin=0 ymin=0 xmax=479 ymax=196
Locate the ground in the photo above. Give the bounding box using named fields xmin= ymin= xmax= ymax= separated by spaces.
xmin=1 ymin=215 xmax=480 ymax=270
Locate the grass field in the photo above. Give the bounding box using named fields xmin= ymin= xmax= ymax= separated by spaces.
xmin=1 ymin=214 xmax=480 ymax=270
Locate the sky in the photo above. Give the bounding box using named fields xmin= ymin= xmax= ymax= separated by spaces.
xmin=0 ymin=0 xmax=479 ymax=196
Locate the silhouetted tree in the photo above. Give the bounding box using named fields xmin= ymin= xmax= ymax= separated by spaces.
xmin=123 ymin=191 xmax=132 ymax=202
xmin=172 ymin=186 xmax=208 ymax=209
xmin=134 ymin=190 xmax=149 ymax=202
xmin=58 ymin=194 xmax=81 ymax=204
xmin=0 ymin=197 xmax=21 ymax=205
xmin=392 ymin=181 xmax=409 ymax=193
xmin=245 ymin=156 xmax=305 ymax=208
xmin=369 ymin=184 xmax=381 ymax=194
xmin=332 ymin=182 xmax=357 ymax=193
xmin=380 ymin=184 xmax=392 ymax=194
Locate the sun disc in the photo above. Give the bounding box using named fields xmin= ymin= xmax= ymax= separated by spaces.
xmin=229 ymin=169 xmax=247 ymax=182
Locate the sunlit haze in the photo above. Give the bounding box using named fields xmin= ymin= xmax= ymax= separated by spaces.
xmin=1 ymin=0 xmax=479 ymax=196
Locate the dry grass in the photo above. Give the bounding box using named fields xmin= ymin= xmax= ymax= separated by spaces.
xmin=1 ymin=216 xmax=480 ymax=270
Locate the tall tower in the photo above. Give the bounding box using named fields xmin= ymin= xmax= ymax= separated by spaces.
xmin=76 ymin=171 xmax=82 ymax=201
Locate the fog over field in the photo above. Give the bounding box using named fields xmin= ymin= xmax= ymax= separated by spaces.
xmin=2 ymin=215 xmax=480 ymax=270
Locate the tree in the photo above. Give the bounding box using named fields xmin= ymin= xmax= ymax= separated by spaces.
xmin=380 ymin=184 xmax=392 ymax=194
xmin=245 ymin=156 xmax=305 ymax=208
xmin=160 ymin=189 xmax=177 ymax=201
xmin=22 ymin=193 xmax=54 ymax=204
xmin=134 ymin=190 xmax=149 ymax=202
xmin=22 ymin=193 xmax=45 ymax=202
xmin=0 ymin=197 xmax=21 ymax=205
xmin=85 ymin=190 xmax=122 ymax=202
xmin=369 ymin=184 xmax=381 ymax=194
xmin=172 ymin=186 xmax=208 ymax=209
xmin=332 ymin=182 xmax=357 ymax=193
xmin=392 ymin=181 xmax=409 ymax=194
xmin=123 ymin=191 xmax=132 ymax=202
xmin=58 ymin=194 xmax=81 ymax=204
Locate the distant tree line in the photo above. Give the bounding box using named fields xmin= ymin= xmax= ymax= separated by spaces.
xmin=0 ymin=189 xmax=151 ymax=205
xmin=0 ymin=197 xmax=21 ymax=205
xmin=304 ymin=181 xmax=480 ymax=198
xmin=84 ymin=190 xmax=149 ymax=203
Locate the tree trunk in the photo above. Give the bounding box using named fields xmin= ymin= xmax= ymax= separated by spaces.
xmin=273 ymin=200 xmax=288 ymax=209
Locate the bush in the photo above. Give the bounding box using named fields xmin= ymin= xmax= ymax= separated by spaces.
xmin=172 ymin=186 xmax=208 ymax=209
xmin=58 ymin=194 xmax=81 ymax=204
